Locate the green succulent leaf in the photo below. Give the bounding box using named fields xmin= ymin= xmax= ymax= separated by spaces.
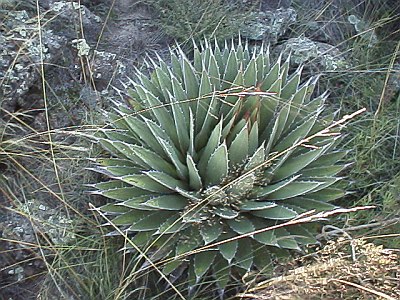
xmin=195 ymin=94 xmax=219 ymax=149
xmin=308 ymin=150 xmax=348 ymax=167
xmin=157 ymin=215 xmax=188 ymax=234
xmin=272 ymin=145 xmax=330 ymax=181
xmin=198 ymin=118 xmax=223 ymax=174
xmin=261 ymin=56 xmax=280 ymax=91
xmin=143 ymin=195 xmax=188 ymax=210
xmin=130 ymin=144 xmax=177 ymax=175
xmin=254 ymin=175 xmax=301 ymax=198
xmin=218 ymin=239 xmax=238 ymax=263
xmin=129 ymin=211 xmax=175 ymax=231
xmin=121 ymin=196 xmax=154 ymax=210
xmin=239 ymin=201 xmax=277 ymax=211
xmin=145 ymin=171 xmax=189 ymax=192
xmin=223 ymin=49 xmax=238 ymax=89
xmin=273 ymin=112 xmax=319 ymax=152
xmin=200 ymin=220 xmax=223 ymax=244
xmin=235 ymin=239 xmax=253 ymax=271
xmin=100 ymin=203 xmax=130 ymax=214
xmin=182 ymin=57 xmax=199 ymax=101
xmin=301 ymin=165 xmax=347 ymax=177
xmin=267 ymin=181 xmax=323 ymax=200
xmin=245 ymin=143 xmax=266 ymax=171
xmin=252 ymin=205 xmax=298 ymax=220
xmin=213 ymin=255 xmax=231 ymax=289
xmin=284 ymin=197 xmax=337 ymax=211
xmin=254 ymin=229 xmax=279 ymax=246
xmin=229 ymin=124 xmax=249 ymax=167
xmin=129 ymin=230 xmax=154 ymax=247
xmin=275 ymin=228 xmax=300 ymax=250
xmin=253 ymin=243 xmax=273 ymax=275
xmin=95 ymin=165 xmax=140 ymax=177
xmin=122 ymin=115 xmax=165 ymax=155
xmin=205 ymin=142 xmax=229 ymax=186
xmin=186 ymin=154 xmax=203 ymax=190
xmin=194 ymin=251 xmax=217 ymax=281
xmin=98 ymin=186 xmax=149 ymax=201
xmin=112 ymin=210 xmax=149 ymax=226
xmin=306 ymin=188 xmax=346 ymax=201
xmin=243 ymin=58 xmax=257 ymax=86
xmin=227 ymin=217 xmax=255 ymax=235
xmin=281 ymin=67 xmax=302 ymax=99
xmin=214 ymin=206 xmax=239 ymax=219
xmin=163 ymin=259 xmax=184 ymax=275
xmin=176 ymin=228 xmax=203 ymax=255
xmin=287 ymin=225 xmax=318 ymax=245
xmin=121 ymin=174 xmax=171 ymax=193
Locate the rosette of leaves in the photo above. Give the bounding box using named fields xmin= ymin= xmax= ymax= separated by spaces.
xmin=91 ymin=40 xmax=347 ymax=290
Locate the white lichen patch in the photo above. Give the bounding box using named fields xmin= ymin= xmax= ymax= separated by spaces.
xmin=72 ymin=38 xmax=91 ymax=56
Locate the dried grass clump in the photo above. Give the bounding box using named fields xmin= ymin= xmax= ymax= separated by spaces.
xmin=241 ymin=237 xmax=399 ymax=300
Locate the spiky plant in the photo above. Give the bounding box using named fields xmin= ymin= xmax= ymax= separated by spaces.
xmin=90 ymin=40 xmax=348 ymax=291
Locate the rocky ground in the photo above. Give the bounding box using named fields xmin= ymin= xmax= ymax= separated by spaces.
xmin=0 ymin=0 xmax=399 ymax=299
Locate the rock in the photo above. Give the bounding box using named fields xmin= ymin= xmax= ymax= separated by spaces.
xmin=48 ymin=1 xmax=102 ymax=43
xmin=88 ymin=50 xmax=127 ymax=91
xmin=0 ymin=0 xmax=36 ymax=10
xmin=0 ymin=1 xmax=104 ymax=124
xmin=0 ymin=10 xmax=67 ymax=116
xmin=240 ymin=8 xmax=296 ymax=44
xmin=276 ymin=36 xmax=349 ymax=72
xmin=0 ymin=209 xmax=47 ymax=299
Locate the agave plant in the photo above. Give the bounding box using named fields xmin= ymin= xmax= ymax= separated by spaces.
xmin=91 ymin=39 xmax=347 ymax=290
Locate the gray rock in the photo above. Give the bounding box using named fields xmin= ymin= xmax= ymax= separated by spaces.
xmin=0 ymin=1 xmax=103 ymax=119
xmin=0 ymin=10 xmax=67 ymax=115
xmin=89 ymin=50 xmax=127 ymax=91
xmin=50 ymin=1 xmax=102 ymax=29
xmin=277 ymin=36 xmax=349 ymax=72
xmin=240 ymin=8 xmax=296 ymax=44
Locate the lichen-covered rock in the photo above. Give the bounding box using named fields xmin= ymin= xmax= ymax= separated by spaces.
xmin=48 ymin=1 xmax=102 ymax=43
xmin=0 ymin=198 xmax=76 ymax=299
xmin=0 ymin=209 xmax=46 ymax=298
xmin=240 ymin=8 xmax=296 ymax=43
xmin=88 ymin=50 xmax=127 ymax=91
xmin=0 ymin=0 xmax=36 ymax=10
xmin=0 ymin=1 xmax=103 ymax=120
xmin=277 ymin=36 xmax=349 ymax=71
xmin=0 ymin=10 xmax=67 ymax=116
